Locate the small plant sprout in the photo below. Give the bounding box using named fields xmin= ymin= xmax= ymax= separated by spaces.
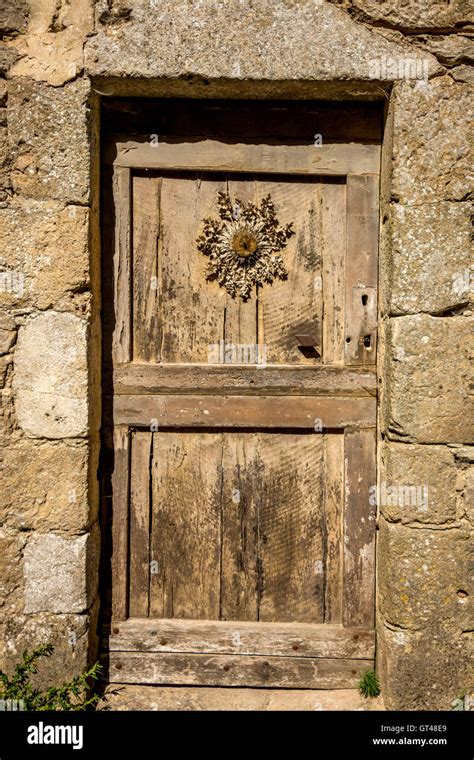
xmin=358 ymin=669 xmax=381 ymax=699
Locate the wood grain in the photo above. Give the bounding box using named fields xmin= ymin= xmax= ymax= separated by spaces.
xmin=105 ymin=650 xmax=373 ymax=689
xmin=113 ymin=394 xmax=376 ymax=429
xmin=258 ymin=178 xmax=323 ymax=364
xmin=132 ymin=174 xmax=161 ymax=362
xmin=129 ymin=431 xmax=152 ymax=617
xmin=106 ymin=137 xmax=380 ymax=176
xmin=149 ymin=431 xmax=222 ymax=619
xmin=113 ymin=364 xmax=377 ymax=397
xmin=110 ymin=427 xmax=130 ymax=621
xmin=345 ymin=174 xmax=379 ymax=366
xmin=343 ymin=428 xmax=377 ymax=627
xmin=105 ymin=618 xmax=375 ymax=659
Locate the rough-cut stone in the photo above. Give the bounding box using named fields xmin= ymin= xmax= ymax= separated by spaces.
xmin=0 ymin=0 xmax=29 ymax=35
xmin=333 ymin=0 xmax=474 ymax=32
xmin=378 ymin=623 xmax=473 ymax=711
xmin=8 ymin=0 xmax=94 ymax=87
xmin=23 ymin=528 xmax=98 ymax=614
xmin=0 ymin=312 xmax=16 ymax=355
xmin=0 ymin=527 xmax=26 ymax=617
xmin=389 ymin=202 xmax=472 ymax=315
xmin=391 ymin=77 xmax=473 ymax=204
xmin=7 ymin=78 xmax=91 ymax=204
xmin=386 ymin=315 xmax=473 ymax=443
xmin=99 ymin=685 xmax=385 ymax=711
xmin=450 ymin=64 xmax=474 ymax=83
xmin=84 ymin=0 xmax=439 ymax=85
xmin=0 ymin=199 xmax=90 ymax=309
xmin=380 ymin=443 xmax=460 ymax=525
xmin=415 ymin=35 xmax=474 ymax=67
xmin=378 ymin=519 xmax=472 ymax=631
xmin=0 ymin=605 xmax=98 ymax=688
xmin=0 ymin=440 xmax=91 ymax=533
xmin=13 ymin=311 xmax=88 ymax=439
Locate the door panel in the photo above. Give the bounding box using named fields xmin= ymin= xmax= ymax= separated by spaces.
xmin=101 ymin=100 xmax=381 ymax=691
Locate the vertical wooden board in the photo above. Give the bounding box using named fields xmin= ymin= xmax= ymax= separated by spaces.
xmin=220 ymin=433 xmax=260 ymax=621
xmin=323 ymin=433 xmax=344 ymax=624
xmin=321 ymin=181 xmax=346 ymax=366
xmin=258 ymin=179 xmax=324 ymax=364
xmin=223 ymin=177 xmax=258 ymax=355
xmin=159 ymin=174 xmax=227 ymax=363
xmin=257 ymin=432 xmax=326 ymax=623
xmin=111 ymin=426 xmax=130 ymax=621
xmin=149 ymin=431 xmax=222 ymax=619
xmin=343 ymin=428 xmax=376 ymax=628
xmin=129 ymin=431 xmax=152 ymax=617
xmin=111 ymin=166 xmax=132 ymax=364
xmin=345 ymin=174 xmax=379 ymax=366
xmin=132 ymin=174 xmax=161 ymax=362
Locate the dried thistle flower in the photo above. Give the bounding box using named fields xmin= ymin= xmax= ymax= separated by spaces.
xmin=196 ymin=191 xmax=294 ymax=300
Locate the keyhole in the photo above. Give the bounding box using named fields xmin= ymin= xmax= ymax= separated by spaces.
xmin=364 ymin=335 xmax=371 ymax=348
xmin=361 ymin=294 xmax=368 ymax=306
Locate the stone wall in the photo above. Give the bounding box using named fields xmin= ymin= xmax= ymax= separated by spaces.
xmin=0 ymin=0 xmax=472 ymax=709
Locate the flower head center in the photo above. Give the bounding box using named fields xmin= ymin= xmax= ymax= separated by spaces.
xmin=231 ymin=229 xmax=258 ymax=258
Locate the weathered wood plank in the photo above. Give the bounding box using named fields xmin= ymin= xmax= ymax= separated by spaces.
xmin=110 ymin=427 xmax=130 ymax=621
xmin=345 ymin=174 xmax=379 ymax=366
xmin=258 ymin=178 xmax=323 ymax=364
xmin=105 ymin=618 xmax=375 ymax=659
xmin=104 ymin=651 xmax=373 ymax=689
xmin=321 ymin=181 xmax=346 ymax=366
xmin=323 ymin=433 xmax=344 ymax=624
xmin=113 ymin=395 xmax=376 ymax=429
xmin=149 ymin=431 xmax=222 ymax=619
xmin=106 ymin=137 xmax=380 ymax=176
xmin=159 ymin=174 xmax=227 ymax=363
xmin=223 ymin=177 xmax=258 ymax=350
xmin=113 ymin=364 xmax=377 ymax=397
xmin=257 ymin=433 xmax=325 ymax=623
xmin=111 ymin=166 xmax=131 ymax=364
xmin=98 ymin=684 xmax=383 ymax=711
xmin=132 ymin=174 xmax=161 ymax=362
xmin=220 ymin=434 xmax=260 ymax=621
xmin=128 ymin=431 xmax=152 ymax=617
xmin=343 ymin=429 xmax=377 ymax=628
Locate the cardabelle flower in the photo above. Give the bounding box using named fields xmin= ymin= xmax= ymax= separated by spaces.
xmin=196 ymin=191 xmax=295 ymax=300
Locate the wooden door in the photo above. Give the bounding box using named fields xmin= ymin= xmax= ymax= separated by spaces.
xmin=101 ymin=101 xmax=381 ymax=691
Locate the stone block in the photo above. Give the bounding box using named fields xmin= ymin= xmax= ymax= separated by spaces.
xmin=386 ymin=315 xmax=473 ymax=443
xmin=23 ymin=527 xmax=99 ymax=614
xmin=7 ymin=78 xmax=91 ymax=204
xmin=392 ymin=77 xmax=473 ymax=204
xmin=389 ymin=202 xmax=472 ymax=315
xmin=342 ymin=0 xmax=473 ymax=32
xmin=378 ymin=623 xmax=473 ymax=711
xmin=377 ymin=519 xmax=472 ymax=630
xmin=13 ymin=311 xmax=88 ymax=439
xmin=9 ymin=0 xmax=94 ymax=87
xmin=0 ymin=199 xmax=90 ymax=309
xmin=84 ymin=0 xmax=438 ymax=84
xmin=0 ymin=440 xmax=91 ymax=532
xmin=0 ymin=604 xmax=99 ymax=689
xmin=379 ymin=443 xmax=460 ymax=524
